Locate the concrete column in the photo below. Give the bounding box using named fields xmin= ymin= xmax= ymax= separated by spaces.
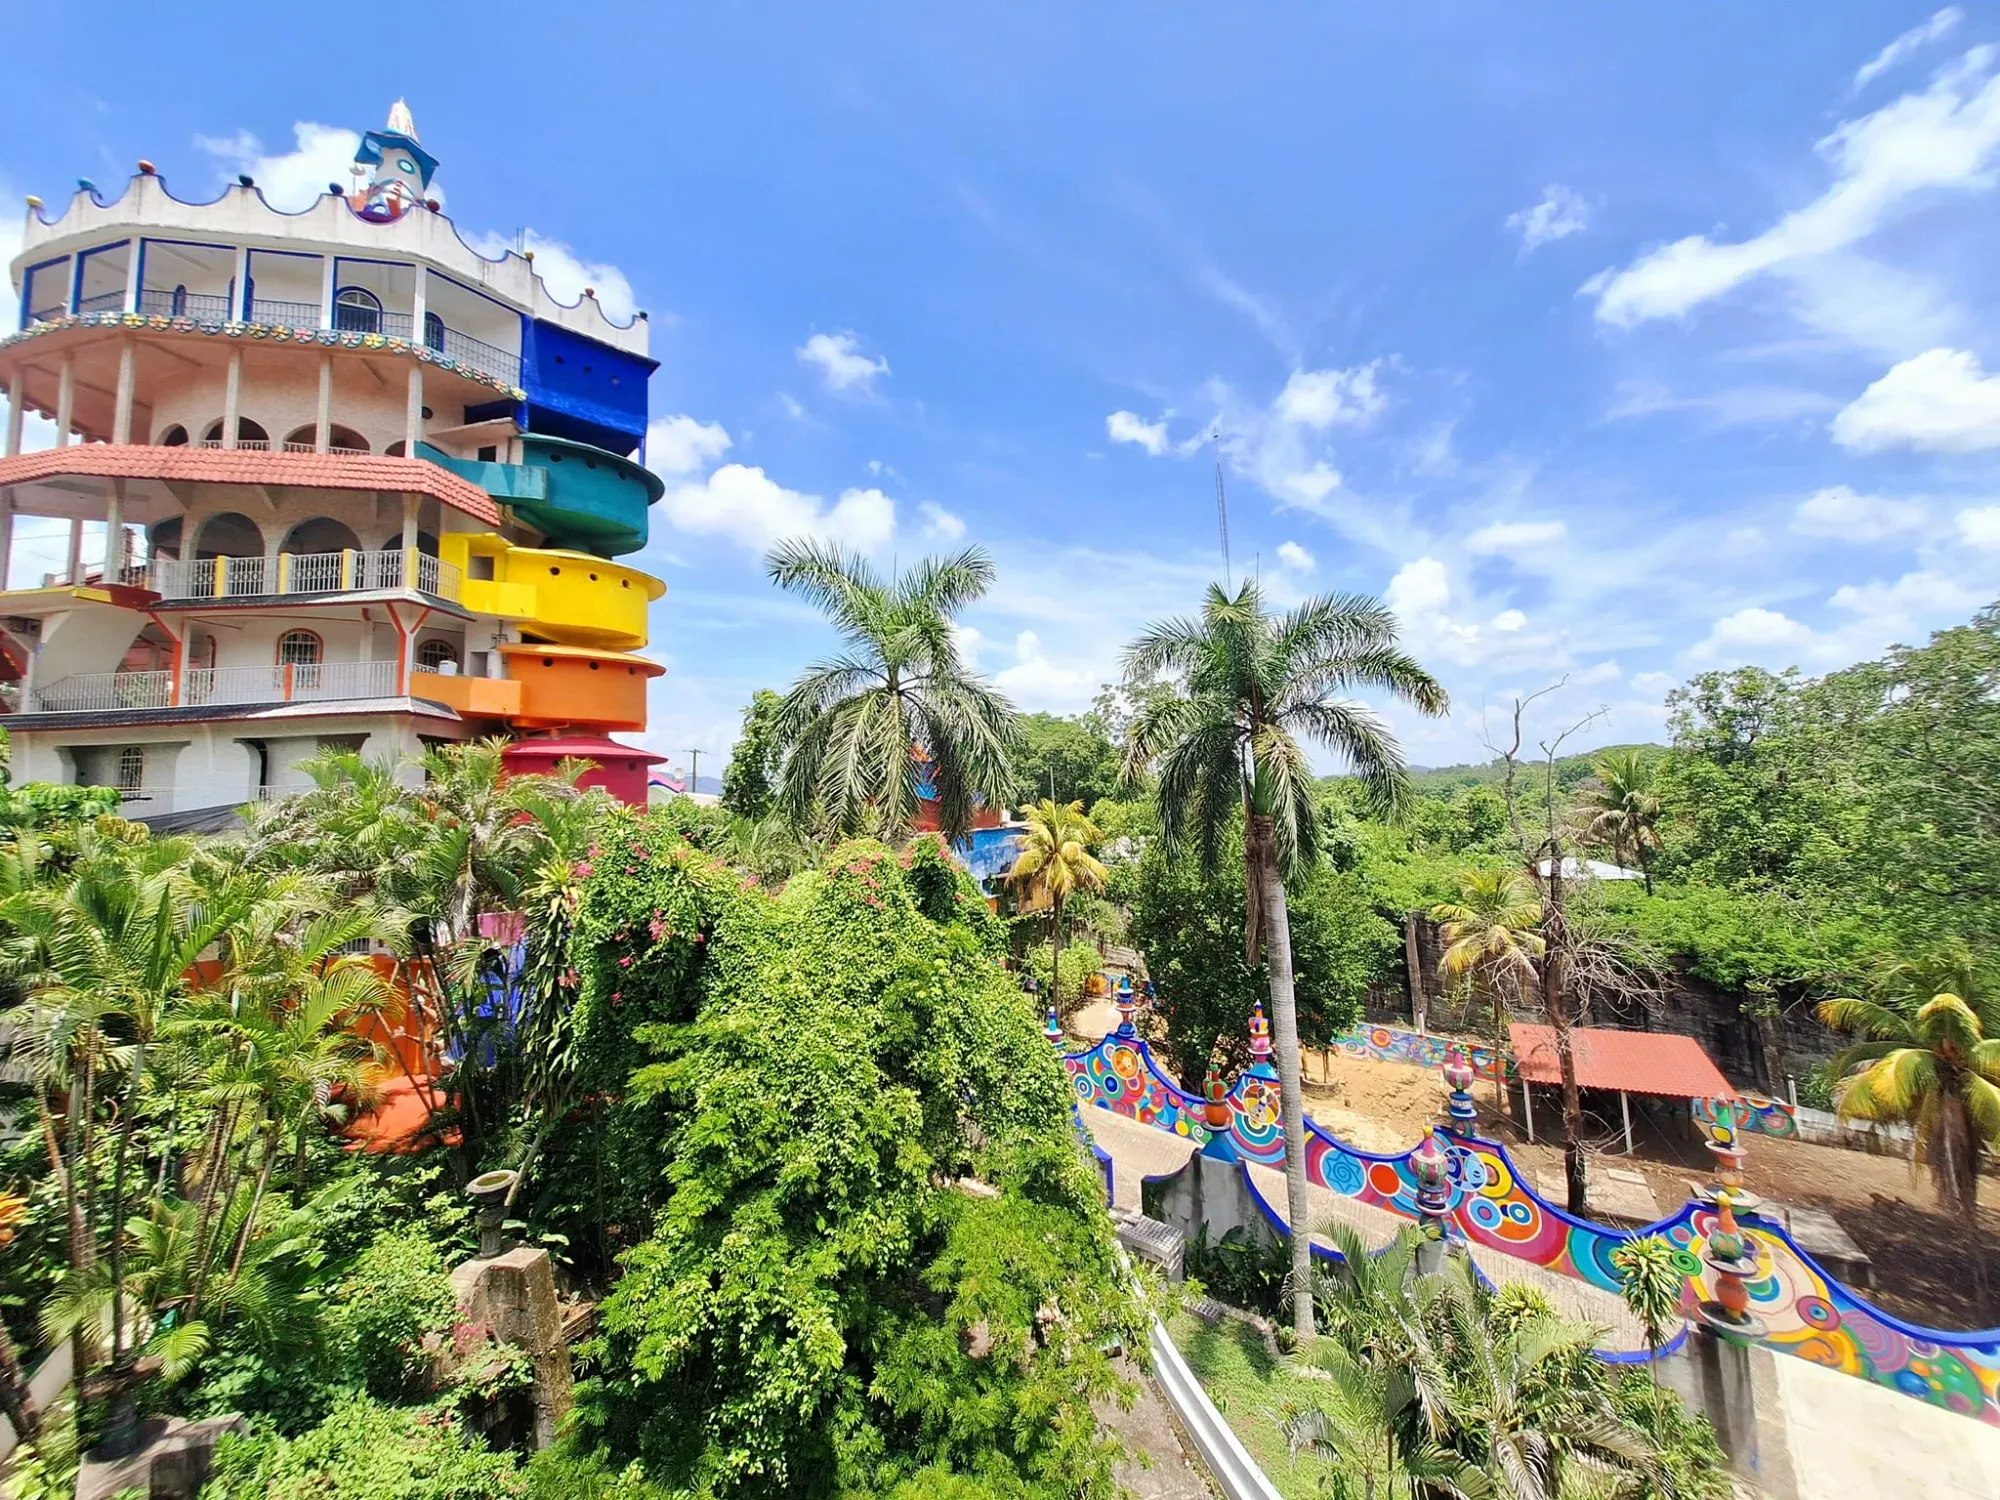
xmin=315 ymin=355 xmax=333 ymax=453
xmin=401 ymin=492 xmax=420 ymax=552
xmin=105 ymin=478 xmax=126 ymax=581
xmin=122 ymin=238 xmax=142 ymax=314
xmin=2 ymin=376 xmax=20 ymax=457
xmin=410 ymin=264 xmax=428 ymax=346
xmin=222 ymin=349 xmax=242 ymax=449
xmin=55 ymin=355 xmax=74 ymax=446
xmin=112 ymin=340 xmax=136 ymax=445
xmin=232 ymin=244 xmax=251 ymax=322
xmin=0 ymin=495 xmax=14 ymax=591
xmin=404 ymin=365 xmax=423 ymax=452
xmin=319 ymin=255 xmax=337 ymax=330
xmin=66 ymin=518 xmax=84 ymax=585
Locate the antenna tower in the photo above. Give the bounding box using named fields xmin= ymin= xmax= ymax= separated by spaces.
xmin=1213 ymin=442 xmax=1232 ymax=588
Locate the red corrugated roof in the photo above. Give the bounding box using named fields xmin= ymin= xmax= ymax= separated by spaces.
xmin=0 ymin=445 xmax=501 ymax=525
xmin=1508 ymin=1023 xmax=1733 ymax=1100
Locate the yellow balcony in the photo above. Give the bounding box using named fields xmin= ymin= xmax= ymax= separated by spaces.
xmin=439 ymin=535 xmax=662 ymax=650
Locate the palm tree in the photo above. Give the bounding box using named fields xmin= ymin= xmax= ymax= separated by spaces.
xmin=1123 ymin=581 xmax=1446 ymax=1340
xmin=1431 ymin=867 xmax=1544 ymax=1121
xmin=1582 ymin=750 xmax=1661 ymax=893
xmin=1611 ymin=1234 xmax=1687 ymax=1383
xmin=1007 ymin=799 xmax=1109 ymax=1017
xmin=765 ymin=540 xmax=1019 ymax=842
xmin=1818 ymin=988 xmax=2000 ymax=1221
xmin=1281 ymin=1334 xmax=1480 ymax=1500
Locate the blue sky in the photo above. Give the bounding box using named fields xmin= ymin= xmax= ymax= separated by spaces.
xmin=6 ymin=3 xmax=1999 ymax=774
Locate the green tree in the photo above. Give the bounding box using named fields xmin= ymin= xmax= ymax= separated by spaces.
xmin=765 ymin=541 xmax=1020 ymax=842
xmin=1430 ymin=868 xmax=1543 ymax=1118
xmin=721 ymin=689 xmax=787 ymax=821
xmin=1611 ymin=1235 xmax=1688 ymax=1380
xmin=1123 ymin=581 xmax=1445 ymax=1339
xmin=1009 ymin=712 xmax=1121 ymax=810
xmin=1124 ymin=822 xmax=1394 ymax=1088
xmin=1583 ymin=748 xmax=1662 ymax=893
xmin=1006 ymin=799 xmax=1108 ymax=1014
xmin=1818 ymin=982 xmax=2000 ymax=1222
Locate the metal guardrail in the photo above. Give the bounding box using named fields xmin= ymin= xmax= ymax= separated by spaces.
xmin=150 ymin=549 xmax=461 ymax=603
xmin=1148 ymin=1315 xmax=1284 ymax=1499
xmin=27 ymin=669 xmax=172 ymax=713
xmin=431 ymin=324 xmax=521 ymax=385
xmin=75 ymin=291 xmax=125 ymax=315
xmin=28 ymin=305 xmax=64 ymax=325
xmin=250 ymin=297 xmax=320 ymax=327
xmin=138 ymin=289 xmax=232 ymax=321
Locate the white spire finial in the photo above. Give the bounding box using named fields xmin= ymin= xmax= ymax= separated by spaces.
xmin=387 ymin=99 xmax=418 ymax=140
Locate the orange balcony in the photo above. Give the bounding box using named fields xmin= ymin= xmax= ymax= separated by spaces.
xmin=408 ymin=670 xmax=522 ymax=720
xmin=498 ymin=643 xmax=660 ymax=731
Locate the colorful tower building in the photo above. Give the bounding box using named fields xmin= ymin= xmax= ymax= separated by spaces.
xmin=0 ymin=103 xmax=668 ymax=814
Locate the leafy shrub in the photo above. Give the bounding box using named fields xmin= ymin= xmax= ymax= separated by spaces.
xmin=334 ymin=1229 xmax=460 ymax=1402
xmin=1024 ymin=938 xmax=1103 ymax=1017
xmin=201 ymin=1398 xmax=523 ymax=1500
xmin=573 ymin=837 xmax=1143 ymax=1497
xmin=1181 ymin=1223 xmax=1292 ymax=1319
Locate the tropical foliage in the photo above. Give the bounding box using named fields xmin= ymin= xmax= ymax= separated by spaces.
xmin=1121 ymin=579 xmax=1446 ymax=1339
xmin=1006 ymin=798 xmax=1109 ymax=1013
xmin=765 ymin=539 xmax=1019 ymax=841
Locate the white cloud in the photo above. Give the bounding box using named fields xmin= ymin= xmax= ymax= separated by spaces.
xmin=1279 ymin=462 xmax=1342 ymax=502
xmin=1466 ymin=519 xmax=1567 ymax=556
xmin=461 ymin=227 xmax=640 ymax=322
xmin=1957 ymin=505 xmax=2000 ymax=547
xmin=1386 ymin=558 xmax=1452 ymax=617
xmin=779 ymin=393 xmax=809 ymax=421
xmin=919 ymin=501 xmax=967 ymax=541
xmin=1590 ymin=47 xmax=2000 ymax=325
xmin=1106 ymin=410 xmax=1169 ymax=455
xmin=798 ymin=331 xmax=889 ymax=394
xmin=1506 ymin=185 xmax=1590 ymax=251
xmin=1491 ymin=609 xmax=1527 ymax=632
xmin=1631 ymin=670 xmax=1678 ymax=696
xmin=1685 ymin=606 xmax=1817 ymax=662
xmin=197 ymin=123 xmax=363 ymax=212
xmin=1854 ymin=7 xmax=1963 ymax=93
xmin=1791 ymin=485 xmax=1927 ymax=541
xmin=657 ymin=464 xmax=896 ymax=554
xmin=645 ymin=415 xmax=732 ymax=477
xmin=1831 ymin=347 xmax=2000 ymax=451
xmin=1273 ymin=364 xmax=1386 ymax=429
xmin=1829 ymin=569 xmax=1982 ymax=616
xmin=1276 ymin=540 xmax=1316 ymax=573
xmin=992 ymin=630 xmax=1098 ymax=712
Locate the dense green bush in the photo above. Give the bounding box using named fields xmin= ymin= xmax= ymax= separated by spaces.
xmin=201 ymin=1398 xmax=524 ymax=1499
xmin=1023 ymin=937 xmax=1104 ymax=1016
xmin=572 ymin=835 xmax=1144 ymax=1497
xmin=335 ymin=1229 xmax=462 ymax=1403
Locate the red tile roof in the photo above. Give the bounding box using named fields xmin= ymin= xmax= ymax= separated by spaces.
xmin=1508 ymin=1023 xmax=1733 ymax=1100
xmin=0 ymin=445 xmax=500 ymax=525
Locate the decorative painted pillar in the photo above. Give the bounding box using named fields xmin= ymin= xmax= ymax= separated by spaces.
xmin=1198 ymin=1068 xmax=1239 ymax=1162
xmin=1692 ymin=1101 xmax=1766 ymax=1337
xmin=1246 ymin=1001 xmax=1277 ymax=1085
xmin=1442 ymin=1050 xmax=1478 ymax=1131
xmin=1410 ymin=1134 xmax=1453 ymax=1273
xmin=1113 ymin=973 xmax=1137 ymax=1037
xmin=1043 ymin=1005 xmax=1062 ymax=1048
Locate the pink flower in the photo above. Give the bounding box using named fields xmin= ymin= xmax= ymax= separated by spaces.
xmin=649 ymin=919 xmax=668 ymax=941
xmin=588 ymin=844 xmax=601 ymax=858
xmin=619 ymin=955 xmax=633 ymax=968
xmin=576 ymin=861 xmax=593 ymax=878
xmin=611 ymin=992 xmax=622 ymax=1005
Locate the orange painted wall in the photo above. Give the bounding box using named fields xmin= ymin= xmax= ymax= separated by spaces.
xmin=503 ymin=649 xmax=657 ymax=731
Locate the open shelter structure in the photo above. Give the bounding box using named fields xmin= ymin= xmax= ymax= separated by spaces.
xmin=1508 ymin=1022 xmax=1734 ymax=1154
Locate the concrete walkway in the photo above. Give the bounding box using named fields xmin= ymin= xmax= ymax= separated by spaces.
xmin=1772 ymin=1352 xmax=2000 ymax=1500
xmin=1084 ymin=1105 xmax=1644 ymax=1347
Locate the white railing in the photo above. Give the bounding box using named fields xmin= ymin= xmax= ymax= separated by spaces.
xmin=26 ymin=670 xmax=173 ymax=713
xmin=193 ymin=438 xmax=273 ymax=452
xmin=181 ymin=658 xmax=397 ymax=707
xmin=149 ymin=549 xmax=461 ymax=603
xmin=23 ymin=660 xmax=403 ymax=715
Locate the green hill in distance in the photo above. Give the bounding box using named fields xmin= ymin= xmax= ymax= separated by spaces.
xmin=1402 ymin=743 xmax=1667 ymax=796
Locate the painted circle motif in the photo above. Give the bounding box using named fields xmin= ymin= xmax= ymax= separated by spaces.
xmin=1798 ymin=1296 xmax=1840 ymax=1333
xmin=1367 ymin=1162 xmax=1405 ymax=1201
xmin=1846 ymin=1311 xmax=1912 ymax=1376
xmin=1324 ymin=1152 xmax=1365 ymax=1197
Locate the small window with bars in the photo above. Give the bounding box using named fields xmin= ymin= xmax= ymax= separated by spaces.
xmin=116 ymin=747 xmax=144 ymax=792
xmin=416 ymin=639 xmax=459 ymax=673
xmin=277 ymin=630 xmax=323 ymax=666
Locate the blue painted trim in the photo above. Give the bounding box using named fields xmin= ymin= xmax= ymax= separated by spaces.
xmin=20 ymin=255 xmax=68 ymax=330
xmin=134 ymin=239 xmax=147 ymax=314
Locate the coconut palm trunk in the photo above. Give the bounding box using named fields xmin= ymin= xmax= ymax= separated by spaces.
xmin=1541 ymin=856 xmax=1588 ymax=1213
xmin=1250 ymin=813 xmax=1315 ymax=1343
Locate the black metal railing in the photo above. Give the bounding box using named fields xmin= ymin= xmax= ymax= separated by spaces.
xmin=249 ymin=298 xmax=319 ymax=327
xmin=75 ymin=291 xmax=125 ymax=315
xmin=431 ymin=324 xmax=521 ymax=384
xmin=139 ymin=289 xmax=233 ymax=321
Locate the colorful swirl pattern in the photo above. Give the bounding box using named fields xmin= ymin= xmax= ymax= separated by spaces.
xmin=1691 ymin=1093 xmax=1800 ymax=1139
xmin=1060 ymin=1030 xmax=2000 ymax=1426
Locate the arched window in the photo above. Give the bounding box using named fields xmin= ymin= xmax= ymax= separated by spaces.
xmin=276 ymin=630 xmax=322 ymax=667
xmin=423 ymin=310 xmax=445 ymax=352
xmin=416 ymin=639 xmax=459 ymax=672
xmin=333 ymin=287 xmax=382 ymax=334
xmin=200 ymin=417 xmax=270 ymax=448
xmin=382 ymin=440 xmax=407 ymax=458
xmin=158 ymin=424 xmax=188 ymax=447
xmin=116 ymin=747 xmax=144 ymax=792
xmin=280 ymin=425 xmax=370 ymax=455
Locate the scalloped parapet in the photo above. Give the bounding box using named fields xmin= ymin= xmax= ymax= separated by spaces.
xmin=11 ymin=171 xmax=646 ymax=353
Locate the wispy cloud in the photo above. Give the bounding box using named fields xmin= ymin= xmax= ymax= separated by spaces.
xmin=798 ymin=331 xmax=890 ymax=394
xmin=1853 ymin=6 xmax=1963 ymax=93
xmin=1506 ymin=185 xmax=1590 ymax=252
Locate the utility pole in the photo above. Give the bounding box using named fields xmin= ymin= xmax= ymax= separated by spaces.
xmin=688 ymin=749 xmax=699 ymax=797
